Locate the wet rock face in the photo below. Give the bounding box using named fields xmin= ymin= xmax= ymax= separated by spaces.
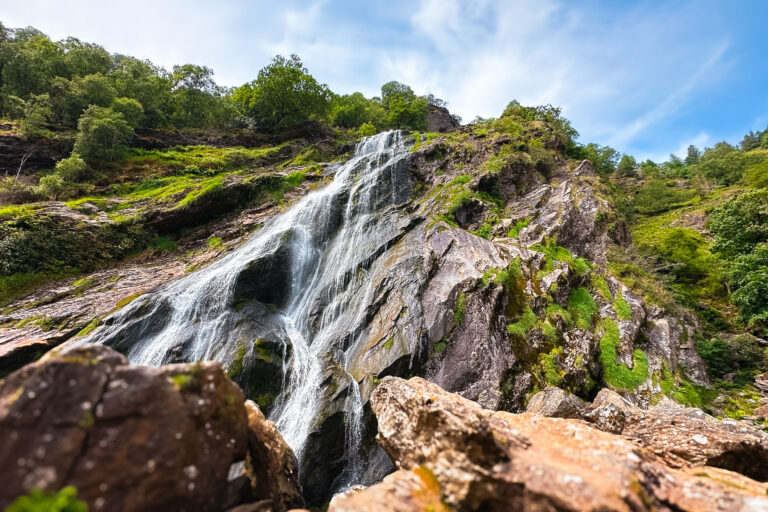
xmin=0 ymin=134 xmax=73 ymax=174
xmin=0 ymin=345 xmax=302 ymax=512
xmin=365 ymin=377 xmax=768 ymax=512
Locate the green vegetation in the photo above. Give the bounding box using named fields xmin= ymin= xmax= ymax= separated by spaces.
xmin=567 ymin=287 xmax=598 ymax=329
xmin=507 ymin=306 xmax=537 ymax=336
xmin=598 ymin=318 xmax=649 ymax=390
xmin=532 ymin=239 xmax=591 ymax=276
xmin=453 ymin=292 xmax=467 ymax=326
xmin=5 ymin=486 xmax=87 ymax=512
xmin=613 ymin=294 xmax=632 ymax=320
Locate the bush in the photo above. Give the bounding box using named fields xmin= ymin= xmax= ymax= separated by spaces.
xmin=35 ymin=173 xmax=67 ymax=199
xmin=54 ymin=154 xmax=89 ymax=182
xmin=696 ymin=335 xmax=767 ymax=383
xmin=633 ymin=180 xmax=696 ymax=215
xmin=73 ymin=105 xmax=133 ymax=162
xmin=358 ymin=122 xmax=376 ymax=137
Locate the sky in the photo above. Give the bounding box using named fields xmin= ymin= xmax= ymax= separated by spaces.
xmin=2 ymin=0 xmax=767 ymax=161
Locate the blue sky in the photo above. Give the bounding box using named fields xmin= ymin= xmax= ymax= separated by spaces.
xmin=2 ymin=0 xmax=767 ymax=161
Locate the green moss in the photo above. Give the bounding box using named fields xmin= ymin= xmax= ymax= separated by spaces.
xmin=207 ymin=237 xmax=223 ymax=249
xmin=76 ymin=317 xmax=101 ymax=337
xmin=507 ymin=306 xmax=537 ymax=336
xmin=152 ymin=235 xmax=178 ymax=252
xmin=598 ymin=318 xmax=649 ymax=391
xmin=613 ymin=294 xmax=632 ymax=320
xmin=383 ymin=337 xmax=394 ymax=349
xmin=567 ymin=287 xmax=598 ymax=330
xmin=546 ymin=303 xmax=573 ymax=329
xmin=592 ymin=275 xmax=612 ymax=301
xmin=540 ymin=346 xmax=563 ymax=386
xmin=228 ymin=343 xmax=248 ymax=378
xmin=5 ymin=486 xmax=87 ymax=512
xmin=113 ymin=292 xmax=142 ymax=312
xmin=170 ymin=373 xmax=193 ymax=390
xmin=532 ymin=239 xmax=591 ymax=276
xmin=453 ymin=292 xmax=467 ymax=326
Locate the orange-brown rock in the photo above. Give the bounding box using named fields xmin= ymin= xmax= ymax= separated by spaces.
xmin=329 ymin=468 xmax=451 ymax=512
xmin=0 ymin=345 xmax=302 ymax=511
xmin=366 ymin=376 xmax=768 ymax=512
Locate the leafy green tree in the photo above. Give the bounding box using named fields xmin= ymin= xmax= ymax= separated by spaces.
xmin=684 ymin=145 xmax=701 ymax=165
xmin=633 ymin=179 xmax=696 ymax=214
xmin=35 ymin=173 xmax=67 ymax=199
xmin=727 ymin=243 xmax=768 ymax=331
xmin=387 ymin=95 xmax=428 ymax=131
xmin=233 ymin=55 xmax=332 ymax=132
xmin=574 ymin=143 xmax=619 ymax=174
xmin=20 ymin=93 xmax=53 ymax=134
xmin=616 ymin=155 xmax=637 ymax=176
xmin=664 ymin=154 xmax=686 ymax=177
xmin=168 ymin=64 xmax=232 ymax=129
xmin=51 ymin=73 xmax=117 ymax=126
xmin=709 ymin=189 xmax=768 ymax=258
xmin=111 ymin=97 xmax=144 ymax=128
xmin=73 ymin=105 xmax=133 ymax=162
xmin=1 ymin=33 xmax=65 ymax=97
xmin=330 ymin=92 xmax=387 ymax=129
xmin=110 ymin=55 xmax=172 ymax=127
xmin=688 ymin=142 xmax=767 ymax=185
xmin=60 ymin=37 xmax=112 ymax=77
xmin=639 ymin=159 xmax=661 ymax=178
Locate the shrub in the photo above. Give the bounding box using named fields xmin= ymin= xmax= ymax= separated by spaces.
xmin=35 ymin=173 xmax=67 ymax=199
xmin=633 ymin=180 xmax=696 ymax=215
xmin=696 ymin=334 xmax=767 ymax=383
xmin=507 ymin=306 xmax=537 ymax=336
xmin=111 ymin=96 xmax=144 ymax=127
xmin=54 ymin=154 xmax=89 ymax=182
xmin=74 ymin=105 xmax=133 ymax=162
xmin=358 ymin=122 xmax=376 ymax=137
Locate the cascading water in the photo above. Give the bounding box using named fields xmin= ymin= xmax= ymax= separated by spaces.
xmin=81 ymin=130 xmax=413 ymax=490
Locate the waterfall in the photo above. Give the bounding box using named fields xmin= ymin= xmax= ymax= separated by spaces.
xmin=81 ymin=130 xmax=412 ymax=488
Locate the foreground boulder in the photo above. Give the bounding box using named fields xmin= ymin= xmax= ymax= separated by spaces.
xmin=353 ymin=377 xmax=768 ymax=511
xmin=0 ymin=345 xmax=303 ymax=511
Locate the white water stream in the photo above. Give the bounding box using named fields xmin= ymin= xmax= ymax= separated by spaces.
xmin=83 ymin=131 xmax=412 ymax=484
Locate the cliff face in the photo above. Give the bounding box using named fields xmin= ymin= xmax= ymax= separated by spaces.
xmin=0 ymin=125 xmax=758 ymax=508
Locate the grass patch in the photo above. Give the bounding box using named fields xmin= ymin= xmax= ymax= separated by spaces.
xmin=207 ymin=237 xmax=223 ymax=249
xmin=613 ymin=294 xmax=632 ymax=320
xmin=453 ymin=292 xmax=467 ymax=326
xmin=532 ymin=239 xmax=591 ymax=276
xmin=507 ymin=306 xmax=537 ymax=336
xmin=598 ymin=318 xmax=649 ymax=391
xmin=507 ymin=218 xmax=529 ymax=238
xmin=567 ymin=287 xmax=598 ymax=330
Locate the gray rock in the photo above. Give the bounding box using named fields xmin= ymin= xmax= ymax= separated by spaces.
xmin=525 ymin=386 xmax=587 ymax=419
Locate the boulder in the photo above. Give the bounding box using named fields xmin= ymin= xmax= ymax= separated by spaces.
xmin=0 ymin=345 xmax=302 ymax=511
xmin=244 ymin=401 xmax=304 ymax=510
xmin=525 ymin=386 xmax=587 ymax=419
xmin=367 ymin=376 xmax=768 ymax=511
xmin=425 ymin=105 xmax=460 ymax=133
xmin=328 ymin=469 xmax=450 ymax=512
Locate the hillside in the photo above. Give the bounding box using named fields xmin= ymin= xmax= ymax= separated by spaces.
xmin=1 ymin=21 xmax=768 ymax=512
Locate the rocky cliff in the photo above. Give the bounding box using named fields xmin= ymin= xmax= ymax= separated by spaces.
xmin=1 ymin=122 xmax=766 ymax=509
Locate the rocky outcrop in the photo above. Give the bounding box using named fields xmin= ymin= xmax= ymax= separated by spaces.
xmin=0 ymin=133 xmax=73 ymax=174
xmin=525 ymin=385 xmax=587 ymax=418
xmin=0 ymin=345 xmax=302 ymax=511
xmin=426 ymin=105 xmax=460 ymax=133
xmin=529 ymin=386 xmax=768 ymax=482
xmin=363 ymin=376 xmax=768 ymax=511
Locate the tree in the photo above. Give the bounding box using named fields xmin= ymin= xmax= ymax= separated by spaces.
xmin=232 ymin=55 xmax=331 ymax=132
xmin=709 ymin=189 xmax=768 ymax=258
xmin=50 ymin=73 xmax=117 ymax=127
xmin=60 ymin=37 xmax=112 ymax=78
xmin=73 ymin=105 xmax=133 ymax=162
xmin=616 ymin=155 xmax=637 ymax=177
xmin=20 ymin=93 xmax=53 ymax=134
xmin=380 ymin=81 xmax=416 ymax=109
xmin=578 ymin=143 xmax=619 ymax=174
xmin=330 ymin=92 xmax=387 ymax=129
xmin=111 ymin=97 xmax=144 ymax=128
xmin=684 ymin=145 xmax=700 ymax=165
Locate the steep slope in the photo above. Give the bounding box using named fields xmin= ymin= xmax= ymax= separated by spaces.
xmin=18 ymin=123 xmax=719 ymax=504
